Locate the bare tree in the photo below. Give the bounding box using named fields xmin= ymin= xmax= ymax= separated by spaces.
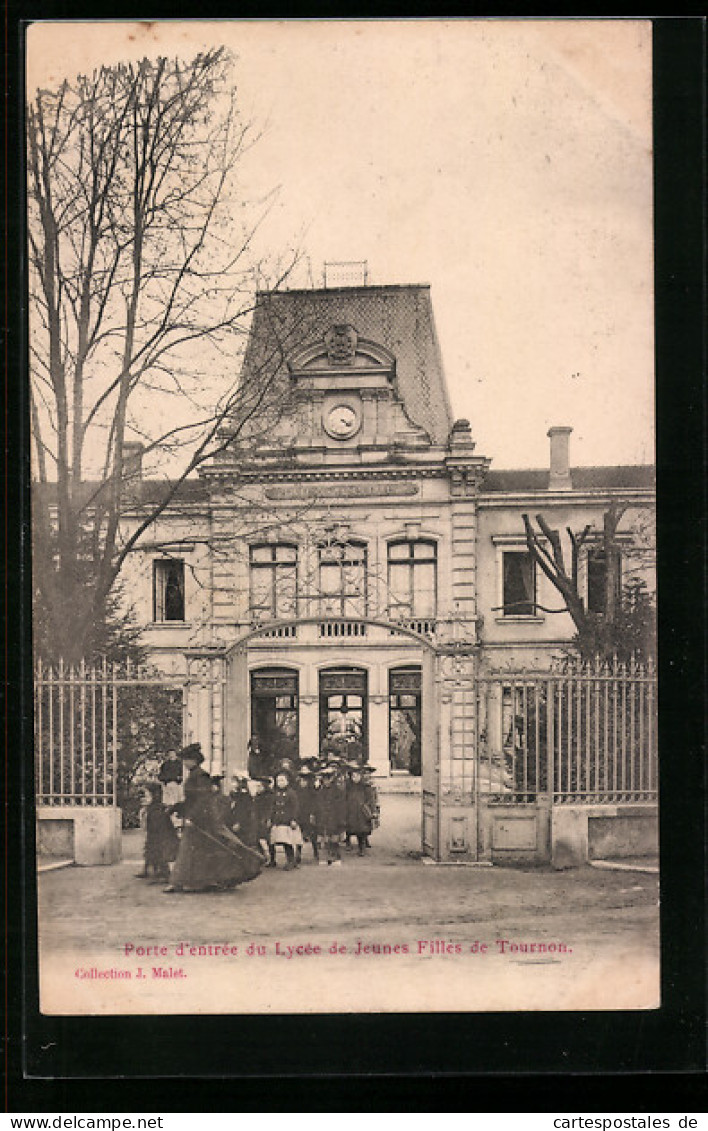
xmin=28 ymin=49 xmax=302 ymax=662
xmin=522 ymin=502 xmax=655 ymax=661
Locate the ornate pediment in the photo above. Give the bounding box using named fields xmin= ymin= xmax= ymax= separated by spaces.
xmin=288 ymin=326 xmax=396 ymax=375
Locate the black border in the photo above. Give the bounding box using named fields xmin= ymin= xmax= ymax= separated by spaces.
xmin=5 ymin=12 xmax=706 ymax=1111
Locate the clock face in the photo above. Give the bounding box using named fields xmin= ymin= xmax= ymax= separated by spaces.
xmin=324 ymin=403 xmax=360 ymax=440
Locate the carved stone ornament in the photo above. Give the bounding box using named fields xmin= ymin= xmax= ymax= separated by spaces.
xmin=324 ymin=323 xmax=358 ymax=365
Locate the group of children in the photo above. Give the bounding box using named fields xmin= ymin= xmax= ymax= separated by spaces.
xmin=137 ymin=748 xmax=380 ymax=886
xmin=240 ymin=757 xmax=380 ymax=869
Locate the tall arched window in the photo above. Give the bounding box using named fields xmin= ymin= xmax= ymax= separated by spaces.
xmin=387 ymin=540 xmax=437 ymax=619
xmin=249 ymin=544 xmax=297 ymax=620
xmin=389 ymin=666 xmax=422 ymax=775
xmin=250 ymin=667 xmax=299 ymax=762
xmin=318 ymin=540 xmax=367 ymax=618
xmin=319 ymin=667 xmax=368 ymax=762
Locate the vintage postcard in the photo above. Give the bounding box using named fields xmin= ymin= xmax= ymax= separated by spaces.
xmin=28 ymin=18 xmax=659 ymax=1017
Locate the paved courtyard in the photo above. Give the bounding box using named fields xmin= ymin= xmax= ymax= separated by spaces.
xmin=37 ymin=794 xmax=660 ymax=1015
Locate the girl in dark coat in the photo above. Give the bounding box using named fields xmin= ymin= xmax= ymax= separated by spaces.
xmin=267 ymin=771 xmax=301 ymax=870
xmin=229 ymin=774 xmax=258 ymax=848
xmin=295 ymin=768 xmax=320 ymax=864
xmin=165 ymin=744 xmax=263 ymax=893
xmin=318 ymin=766 xmax=348 ymax=866
xmin=136 ymin=782 xmax=179 ymax=882
xmin=251 ymin=778 xmax=273 ymax=861
xmin=346 ymin=770 xmax=376 ymax=856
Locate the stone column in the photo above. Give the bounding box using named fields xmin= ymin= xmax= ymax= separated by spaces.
xmin=299 ymin=695 xmax=319 ymax=760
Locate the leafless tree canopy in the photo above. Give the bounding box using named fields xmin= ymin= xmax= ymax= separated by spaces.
xmin=28 ymin=49 xmax=300 ymax=661
xmin=523 ymin=502 xmax=656 ymax=660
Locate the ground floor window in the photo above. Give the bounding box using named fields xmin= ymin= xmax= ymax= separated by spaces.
xmin=389 ymin=666 xmax=422 ymax=775
xmin=250 ymin=668 xmax=299 ymax=763
xmin=319 ymin=667 xmax=368 ymax=763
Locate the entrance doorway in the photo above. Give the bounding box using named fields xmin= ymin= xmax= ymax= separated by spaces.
xmin=250 ymin=668 xmax=299 ymax=762
xmin=389 ymin=666 xmax=422 ymax=774
xmin=319 ymin=667 xmax=368 ymax=763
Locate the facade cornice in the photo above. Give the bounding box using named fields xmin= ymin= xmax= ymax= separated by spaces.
xmin=477 ymin=487 xmax=654 ymax=508
xmin=203 ymin=466 xmax=451 ymax=485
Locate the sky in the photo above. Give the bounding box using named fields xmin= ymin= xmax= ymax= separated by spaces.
xmin=27 ymin=18 xmax=655 ymax=471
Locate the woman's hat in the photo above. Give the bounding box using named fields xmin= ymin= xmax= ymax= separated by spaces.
xmin=180 ymin=742 xmax=204 ymax=764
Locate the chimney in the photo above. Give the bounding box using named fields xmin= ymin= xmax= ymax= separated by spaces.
xmin=547 ymin=426 xmax=572 ymax=490
xmin=123 ymin=441 xmax=144 ymax=481
xmin=449 ymin=418 xmax=475 ymax=449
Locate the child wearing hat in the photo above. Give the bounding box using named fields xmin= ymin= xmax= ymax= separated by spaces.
xmin=249 ymin=777 xmax=273 ymax=861
xmin=229 ymin=773 xmax=258 ymax=848
xmin=267 ymin=769 xmax=302 ymax=870
xmin=136 ymin=781 xmax=179 ymax=883
xmin=345 ymin=767 xmax=377 ymax=856
xmin=295 ymin=765 xmax=321 ymax=865
xmin=318 ymin=763 xmax=348 ymax=866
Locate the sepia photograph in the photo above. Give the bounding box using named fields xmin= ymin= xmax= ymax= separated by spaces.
xmin=27 ymin=18 xmax=660 ymax=1019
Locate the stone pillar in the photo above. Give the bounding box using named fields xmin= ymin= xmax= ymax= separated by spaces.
xmin=368 ymin=693 xmax=389 ymax=776
xmin=299 ymin=695 xmax=319 ymax=760
xmin=184 ymin=652 xmax=226 ymax=775
xmin=224 ymin=643 xmax=249 ymax=776
xmin=551 ymin=807 xmax=589 ymax=868
xmin=436 ymin=647 xmax=479 ymax=861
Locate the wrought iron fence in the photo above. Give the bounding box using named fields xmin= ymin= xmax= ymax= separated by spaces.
xmin=476 ymin=659 xmax=657 ymax=805
xmin=34 ymin=658 xmax=185 ymax=809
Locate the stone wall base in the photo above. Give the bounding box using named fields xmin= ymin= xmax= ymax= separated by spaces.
xmin=552 ymin=805 xmax=658 ymax=869
xmin=37 ymin=806 xmax=123 ymax=866
xmin=430 ymin=802 xmax=658 ymax=867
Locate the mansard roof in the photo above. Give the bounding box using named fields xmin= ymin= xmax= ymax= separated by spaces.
xmin=239 ymin=284 xmax=455 ymax=444
xmin=34 ymin=478 xmax=210 ymax=509
xmin=481 ymin=465 xmax=656 ymax=495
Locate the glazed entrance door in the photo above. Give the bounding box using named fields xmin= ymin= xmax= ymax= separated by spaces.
xmin=389 ymin=666 xmax=422 ymax=774
xmin=319 ymin=668 xmax=368 ymax=763
xmin=250 ymin=668 xmax=299 ymax=763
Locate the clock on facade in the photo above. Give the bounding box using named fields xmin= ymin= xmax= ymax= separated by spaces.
xmin=324 ymin=403 xmax=360 ymax=440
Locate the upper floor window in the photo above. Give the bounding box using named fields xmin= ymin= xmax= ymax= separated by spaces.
xmin=249 ymin=544 xmax=298 ymax=620
xmin=388 ymin=540 xmax=437 ymax=619
xmin=586 ymin=547 xmax=622 ymax=615
xmin=318 ymin=540 xmax=367 ymax=617
xmin=153 ymin=559 xmax=185 ymax=622
xmin=502 ymin=551 xmax=536 ymax=617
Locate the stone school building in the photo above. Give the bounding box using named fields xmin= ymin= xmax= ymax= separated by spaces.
xmin=104 ymin=283 xmax=658 ymax=862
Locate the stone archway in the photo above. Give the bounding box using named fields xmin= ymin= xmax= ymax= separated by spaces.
xmin=222 ymin=616 xmax=439 ymax=773
xmin=219 ymin=617 xmax=478 ymax=861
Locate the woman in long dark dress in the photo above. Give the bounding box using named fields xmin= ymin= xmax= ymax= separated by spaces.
xmin=164 ymin=744 xmax=263 ymax=893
